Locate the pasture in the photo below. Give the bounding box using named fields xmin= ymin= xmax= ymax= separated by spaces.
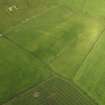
xmin=1 ymin=0 xmax=105 ymax=105
xmin=74 ymin=31 xmax=105 ymax=105
xmin=4 ymin=77 xmax=96 ymax=105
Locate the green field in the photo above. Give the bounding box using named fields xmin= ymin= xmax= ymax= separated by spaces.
xmin=4 ymin=77 xmax=96 ymax=105
xmin=1 ymin=0 xmax=105 ymax=105
xmin=0 ymin=38 xmax=52 ymax=104
xmin=74 ymin=31 xmax=105 ymax=105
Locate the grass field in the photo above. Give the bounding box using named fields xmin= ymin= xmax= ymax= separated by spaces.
xmin=74 ymin=31 xmax=105 ymax=105
xmin=1 ymin=0 xmax=105 ymax=105
xmin=4 ymin=77 xmax=96 ymax=105
xmin=0 ymin=38 xmax=53 ymax=104
xmin=3 ymin=5 xmax=105 ymax=79
xmin=0 ymin=0 xmax=60 ymax=33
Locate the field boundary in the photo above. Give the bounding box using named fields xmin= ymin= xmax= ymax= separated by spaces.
xmin=1 ymin=1 xmax=105 ymax=105
xmin=74 ymin=25 xmax=105 ymax=80
xmin=54 ymin=75 xmax=99 ymax=105
xmin=2 ymin=3 xmax=65 ymax=36
xmin=2 ymin=76 xmax=55 ymax=105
